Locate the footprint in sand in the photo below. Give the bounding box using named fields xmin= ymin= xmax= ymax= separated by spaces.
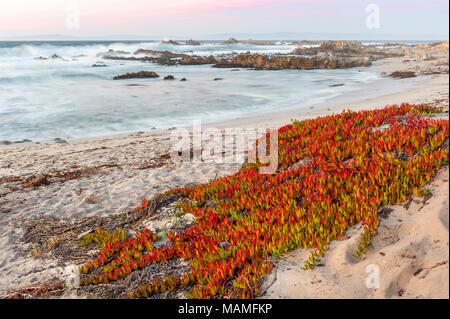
xmin=438 ymin=200 xmax=449 ymax=230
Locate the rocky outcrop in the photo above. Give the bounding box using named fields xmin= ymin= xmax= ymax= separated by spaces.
xmin=186 ymin=39 xmax=201 ymax=46
xmin=161 ymin=40 xmax=181 ymax=45
xmin=244 ymin=39 xmax=275 ymax=46
xmin=96 ymin=49 xmax=130 ymax=57
xmin=389 ymin=71 xmax=417 ymax=79
xmin=113 ymin=71 xmax=159 ymax=80
xmin=222 ymin=38 xmax=239 ymax=45
xmin=212 ymin=52 xmax=371 ymax=70
xmin=291 ymin=40 xmax=405 ymax=62
xmin=179 ymin=55 xmax=217 ymax=65
xmin=50 ymin=54 xmax=62 ymax=59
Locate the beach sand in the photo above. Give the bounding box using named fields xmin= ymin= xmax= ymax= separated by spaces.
xmin=0 ymin=49 xmax=448 ymax=298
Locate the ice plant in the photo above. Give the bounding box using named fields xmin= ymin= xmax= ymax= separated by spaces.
xmin=76 ymin=104 xmax=448 ymax=299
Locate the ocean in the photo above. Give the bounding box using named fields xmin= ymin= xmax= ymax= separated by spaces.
xmin=0 ymin=40 xmax=432 ymax=142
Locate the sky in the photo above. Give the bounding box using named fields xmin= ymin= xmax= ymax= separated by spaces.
xmin=0 ymin=0 xmax=448 ymax=40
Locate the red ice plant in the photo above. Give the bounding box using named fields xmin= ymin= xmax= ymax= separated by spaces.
xmin=76 ymin=104 xmax=448 ymax=299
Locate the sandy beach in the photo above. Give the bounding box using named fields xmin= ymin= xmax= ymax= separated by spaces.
xmin=0 ymin=42 xmax=448 ymax=299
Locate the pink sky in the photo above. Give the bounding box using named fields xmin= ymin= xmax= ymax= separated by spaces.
xmin=0 ymin=0 xmax=448 ymax=39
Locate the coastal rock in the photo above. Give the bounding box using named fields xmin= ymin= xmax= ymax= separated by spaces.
xmin=319 ymin=40 xmax=362 ymax=53
xmin=180 ymin=78 xmax=187 ymax=81
xmin=13 ymin=139 xmax=33 ymax=144
xmin=92 ymin=63 xmax=108 ymax=67
xmin=244 ymin=39 xmax=275 ymax=46
xmin=161 ymin=40 xmax=181 ymax=45
xmin=389 ymin=71 xmax=417 ymax=79
xmin=221 ymin=37 xmax=239 ymax=45
xmin=50 ymin=54 xmax=62 ymax=59
xmin=185 ymin=39 xmax=201 ymax=46
xmin=0 ymin=140 xmax=12 ymax=145
xmin=96 ymin=49 xmax=130 ymax=57
xmin=54 ymin=138 xmax=68 ymax=144
xmin=164 ymin=75 xmax=175 ymax=80
xmin=113 ymin=71 xmax=160 ymax=80
xmin=212 ymin=52 xmax=371 ymax=70
xmin=179 ymin=55 xmax=216 ymax=65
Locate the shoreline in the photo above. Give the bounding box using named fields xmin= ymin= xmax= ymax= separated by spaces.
xmin=1 ymin=54 xmax=447 ymax=148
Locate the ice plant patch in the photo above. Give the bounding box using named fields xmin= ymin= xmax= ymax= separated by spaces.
xmin=74 ymin=104 xmax=448 ymax=299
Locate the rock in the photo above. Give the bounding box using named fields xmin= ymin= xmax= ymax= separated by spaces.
xmin=113 ymin=71 xmax=159 ymax=80
xmin=161 ymin=40 xmax=181 ymax=45
xmin=92 ymin=63 xmax=108 ymax=67
xmin=319 ymin=40 xmax=362 ymax=53
xmin=0 ymin=140 xmax=12 ymax=145
xmin=221 ymin=37 xmax=239 ymax=45
xmin=54 ymin=138 xmax=67 ymax=144
xmin=164 ymin=75 xmax=175 ymax=80
xmin=380 ymin=71 xmax=387 ymax=76
xmin=180 ymin=78 xmax=187 ymax=81
xmin=186 ymin=39 xmax=201 ymax=46
xmin=179 ymin=55 xmax=216 ymax=65
xmin=49 ymin=54 xmax=62 ymax=59
xmin=389 ymin=71 xmax=417 ymax=79
xmin=13 ymin=139 xmax=33 ymax=144
xmin=212 ymin=52 xmax=371 ymax=70
xmin=96 ymin=49 xmax=130 ymax=57
xmin=244 ymin=39 xmax=275 ymax=46
xmin=329 ymin=83 xmax=344 ymax=87
xmin=214 ymin=78 xmax=223 ymax=81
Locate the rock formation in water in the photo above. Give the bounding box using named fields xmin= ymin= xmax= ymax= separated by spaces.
xmin=113 ymin=71 xmax=160 ymax=80
xmin=186 ymin=39 xmax=201 ymax=46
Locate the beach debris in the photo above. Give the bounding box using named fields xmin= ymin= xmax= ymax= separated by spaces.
xmin=82 ymin=195 xmax=103 ymax=204
xmin=23 ymin=175 xmax=50 ymax=188
xmin=113 ymin=71 xmax=159 ymax=80
xmin=330 ymin=83 xmax=345 ymax=87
